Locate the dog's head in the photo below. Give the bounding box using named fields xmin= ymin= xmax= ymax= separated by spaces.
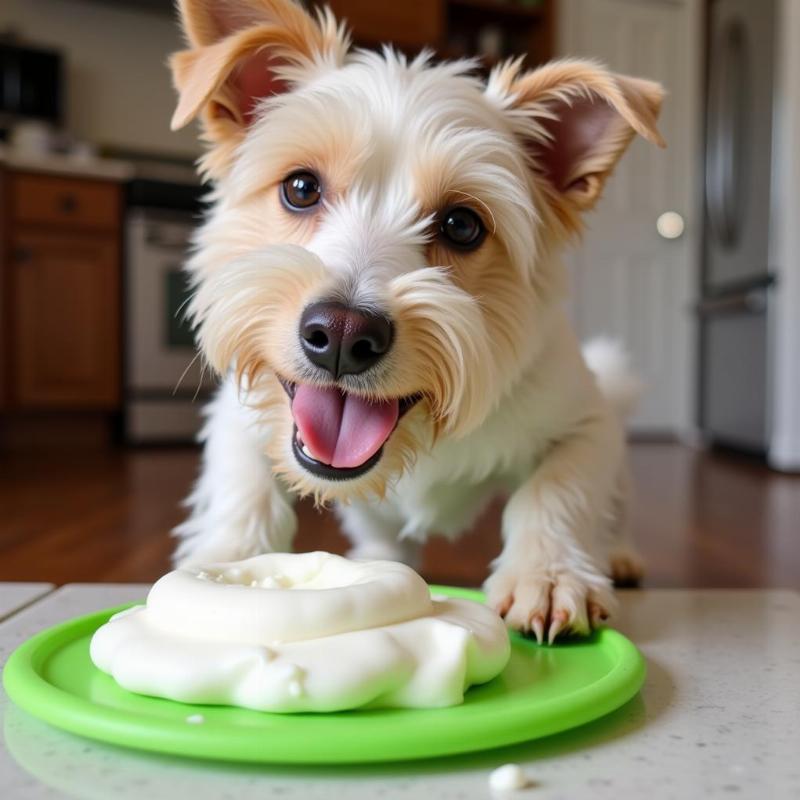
xmin=171 ymin=0 xmax=664 ymax=502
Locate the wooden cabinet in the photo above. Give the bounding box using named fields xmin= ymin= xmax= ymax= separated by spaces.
xmin=10 ymin=231 xmax=120 ymax=408
xmin=321 ymin=0 xmax=554 ymax=66
xmin=1 ymin=170 xmax=122 ymax=411
xmin=326 ymin=0 xmax=443 ymax=50
xmin=11 ymin=172 xmax=121 ymax=231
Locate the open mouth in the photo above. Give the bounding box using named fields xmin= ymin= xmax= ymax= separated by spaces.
xmin=279 ymin=380 xmax=420 ymax=481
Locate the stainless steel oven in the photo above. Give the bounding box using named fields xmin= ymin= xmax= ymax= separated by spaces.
xmin=124 ymin=178 xmax=214 ymax=443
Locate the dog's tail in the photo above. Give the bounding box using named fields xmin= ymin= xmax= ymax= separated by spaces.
xmin=582 ymin=337 xmax=642 ymax=419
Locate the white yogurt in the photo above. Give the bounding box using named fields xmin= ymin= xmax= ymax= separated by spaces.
xmin=489 ymin=763 xmax=530 ymax=792
xmin=90 ymin=552 xmax=510 ymax=713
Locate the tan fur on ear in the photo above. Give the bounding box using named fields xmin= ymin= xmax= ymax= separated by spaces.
xmin=488 ymin=58 xmax=665 ymax=235
xmin=177 ymin=0 xmax=305 ymax=48
xmin=504 ymin=59 xmax=664 ymax=145
xmin=170 ymin=25 xmax=305 ymax=131
xmin=170 ymin=0 xmax=349 ymax=178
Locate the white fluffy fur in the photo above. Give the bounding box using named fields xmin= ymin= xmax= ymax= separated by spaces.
xmin=582 ymin=338 xmax=643 ymax=418
xmin=169 ymin=0 xmax=662 ymax=641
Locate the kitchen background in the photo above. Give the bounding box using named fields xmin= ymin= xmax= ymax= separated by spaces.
xmin=0 ymin=0 xmax=798 ymax=589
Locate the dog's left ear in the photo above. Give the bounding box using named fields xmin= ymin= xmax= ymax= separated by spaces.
xmin=488 ymin=59 xmax=665 ymax=234
xmin=170 ymin=0 xmax=348 ymax=171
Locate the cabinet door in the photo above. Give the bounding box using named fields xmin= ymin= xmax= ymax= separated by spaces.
xmin=325 ymin=1 xmax=443 ymax=50
xmin=11 ymin=231 xmax=120 ymax=409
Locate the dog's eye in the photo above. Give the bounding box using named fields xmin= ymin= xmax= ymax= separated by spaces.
xmin=282 ymin=171 xmax=321 ymax=209
xmin=439 ymin=207 xmax=485 ymax=250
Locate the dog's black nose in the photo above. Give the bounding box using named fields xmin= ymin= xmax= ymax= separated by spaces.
xmin=299 ymin=301 xmax=394 ymax=378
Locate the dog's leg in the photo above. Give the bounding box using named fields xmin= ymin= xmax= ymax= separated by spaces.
xmin=484 ymin=410 xmax=622 ymax=643
xmin=172 ymin=380 xmax=296 ymax=567
xmin=337 ymin=502 xmax=422 ymax=568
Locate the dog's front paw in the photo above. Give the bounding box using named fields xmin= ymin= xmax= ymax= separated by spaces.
xmin=484 ymin=567 xmax=615 ymax=645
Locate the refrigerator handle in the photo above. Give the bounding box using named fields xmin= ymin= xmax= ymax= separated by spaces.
xmin=696 ymin=289 xmax=767 ymax=317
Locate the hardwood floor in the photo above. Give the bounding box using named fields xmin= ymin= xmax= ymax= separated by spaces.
xmin=0 ymin=442 xmax=798 ymax=588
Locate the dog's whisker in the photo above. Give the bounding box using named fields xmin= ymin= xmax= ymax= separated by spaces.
xmin=174 ymin=292 xmax=195 ymax=321
xmin=192 ymin=360 xmax=210 ymax=403
xmin=173 ymin=352 xmax=201 ymax=395
xmin=450 ymin=190 xmax=498 ymax=235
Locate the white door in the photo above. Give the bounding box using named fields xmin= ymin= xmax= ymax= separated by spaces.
xmin=559 ymin=0 xmax=702 ymax=434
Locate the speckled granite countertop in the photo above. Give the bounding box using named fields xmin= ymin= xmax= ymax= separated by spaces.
xmin=0 ymin=585 xmax=798 ymax=799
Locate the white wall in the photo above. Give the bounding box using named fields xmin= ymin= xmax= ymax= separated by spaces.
xmin=556 ymin=0 xmax=702 ymax=437
xmin=768 ymin=0 xmax=800 ymax=471
xmin=0 ymin=0 xmax=200 ymax=158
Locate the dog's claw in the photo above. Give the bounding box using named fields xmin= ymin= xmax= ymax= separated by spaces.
xmin=485 ymin=567 xmax=615 ymax=644
xmin=589 ymin=601 xmax=609 ymax=626
xmin=531 ymin=615 xmax=545 ymax=645
xmin=547 ymin=611 xmax=569 ymax=645
xmin=496 ymin=595 xmax=513 ymax=618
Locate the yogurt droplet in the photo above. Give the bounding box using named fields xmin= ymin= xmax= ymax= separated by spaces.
xmin=489 ymin=764 xmax=530 ymax=792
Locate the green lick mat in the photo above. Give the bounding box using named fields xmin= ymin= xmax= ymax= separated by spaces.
xmin=2 ymin=586 xmax=645 ymax=764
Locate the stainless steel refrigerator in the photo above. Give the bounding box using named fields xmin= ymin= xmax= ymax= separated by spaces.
xmin=699 ymin=0 xmax=775 ymax=454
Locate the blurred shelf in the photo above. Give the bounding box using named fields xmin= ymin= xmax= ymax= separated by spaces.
xmin=447 ymin=0 xmax=545 ymax=21
xmin=440 ymin=47 xmax=505 ymax=69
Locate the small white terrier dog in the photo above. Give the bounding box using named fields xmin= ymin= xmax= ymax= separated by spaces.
xmin=170 ymin=0 xmax=664 ymax=643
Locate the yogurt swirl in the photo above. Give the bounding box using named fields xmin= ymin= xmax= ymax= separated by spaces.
xmin=90 ymin=552 xmax=510 ymax=712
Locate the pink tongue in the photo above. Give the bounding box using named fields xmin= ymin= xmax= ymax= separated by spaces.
xmin=292 ymin=386 xmax=399 ymax=469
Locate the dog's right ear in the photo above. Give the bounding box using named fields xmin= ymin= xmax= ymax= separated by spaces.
xmin=487 ymin=58 xmax=664 ymax=238
xmin=170 ymin=0 xmax=348 ymax=169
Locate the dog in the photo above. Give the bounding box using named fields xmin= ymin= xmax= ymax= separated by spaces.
xmin=169 ymin=0 xmax=664 ymax=643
